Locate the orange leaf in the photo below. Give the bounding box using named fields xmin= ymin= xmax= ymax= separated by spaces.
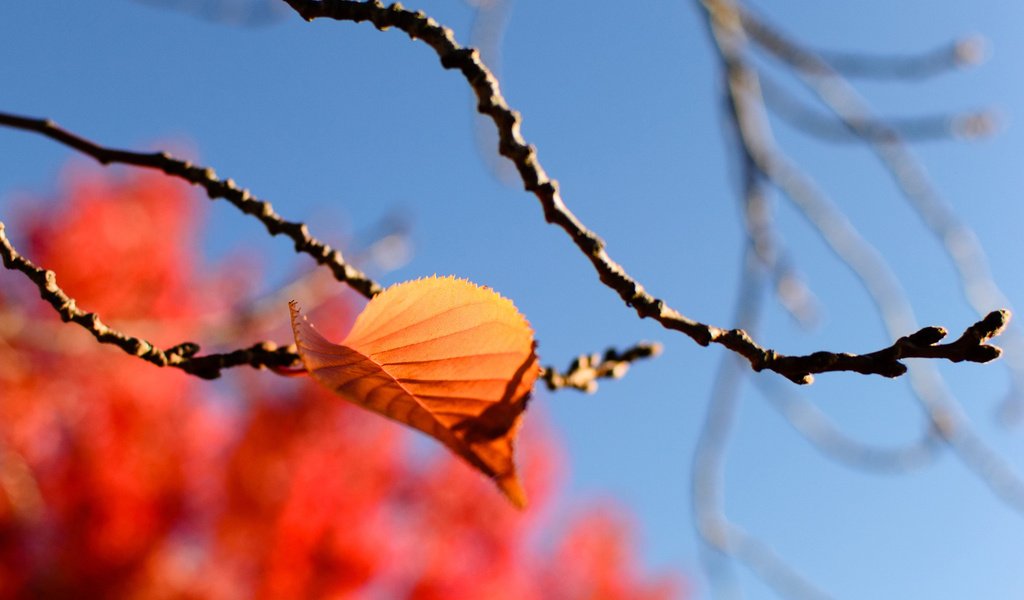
xmin=289 ymin=276 xmax=539 ymax=508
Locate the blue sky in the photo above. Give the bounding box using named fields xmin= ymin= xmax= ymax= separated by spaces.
xmin=3 ymin=1 xmax=1024 ymax=598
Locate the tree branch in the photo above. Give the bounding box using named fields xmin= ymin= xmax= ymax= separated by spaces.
xmin=740 ymin=7 xmax=986 ymax=82
xmin=759 ymin=73 xmax=995 ymax=143
xmin=0 ymin=111 xmax=383 ymax=300
xmin=693 ymin=241 xmax=833 ymax=600
xmin=274 ymin=0 xmax=1009 ymax=384
xmin=754 ymin=375 xmax=944 ymax=473
xmin=0 ymin=221 xmax=299 ymax=379
xmin=3 ymin=216 xmax=660 ymax=384
xmin=0 ymin=111 xmax=666 ymax=387
xmin=739 ymin=7 xmax=1024 ymax=421
xmin=702 ymin=0 xmax=1024 ymax=525
xmin=540 ymin=342 xmax=662 ymax=393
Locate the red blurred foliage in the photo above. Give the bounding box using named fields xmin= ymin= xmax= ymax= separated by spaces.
xmin=0 ymin=168 xmax=684 ymax=599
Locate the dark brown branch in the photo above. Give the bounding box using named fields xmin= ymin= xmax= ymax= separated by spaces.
xmin=277 ymin=0 xmax=1009 ymax=384
xmin=731 ymin=111 xmax=940 ymax=471
xmin=0 ymin=221 xmax=300 ymax=379
xmin=0 ymin=111 xmax=383 ymax=300
xmin=3 ymin=216 xmax=657 ymax=387
xmin=540 ymin=342 xmax=662 ymax=393
xmin=766 ymin=311 xmax=1008 ymax=381
xmin=705 ymin=7 xmax=1012 ymax=386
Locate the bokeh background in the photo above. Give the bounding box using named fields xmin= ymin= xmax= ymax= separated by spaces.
xmin=3 ymin=1 xmax=1024 ymax=598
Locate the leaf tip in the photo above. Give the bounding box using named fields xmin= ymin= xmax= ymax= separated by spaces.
xmin=498 ymin=473 xmax=528 ymax=509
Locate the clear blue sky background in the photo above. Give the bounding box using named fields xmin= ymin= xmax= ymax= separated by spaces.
xmin=3 ymin=1 xmax=1024 ymax=598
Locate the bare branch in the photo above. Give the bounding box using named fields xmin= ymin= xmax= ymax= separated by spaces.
xmin=0 ymin=221 xmax=299 ymax=379
xmin=702 ymin=0 xmax=1024 ymax=526
xmin=693 ymin=241 xmax=832 ymax=600
xmin=819 ymin=37 xmax=987 ymax=80
xmin=704 ymin=518 xmax=835 ymax=600
xmin=0 ymin=112 xmax=662 ymax=388
xmin=739 ymin=9 xmax=1024 ymax=421
xmin=0 ymin=4 xmax=1005 ymax=386
xmin=741 ymin=7 xmax=985 ymax=81
xmin=466 ymin=0 xmax=520 ymax=186
xmin=277 ymin=0 xmax=1009 ymax=385
xmin=0 ymin=112 xmax=383 ymax=300
xmin=129 ymin=0 xmax=289 ymax=26
xmin=754 ymin=376 xmax=943 ymax=473
xmin=737 ymin=147 xmax=820 ymax=328
xmin=694 ymin=3 xmax=1024 ymax=595
xmin=4 ymin=216 xmax=656 ymax=389
xmin=760 ymin=73 xmax=996 ymax=143
xmin=0 ymin=4 xmax=1007 ymax=385
xmin=721 ymin=54 xmax=945 ymax=475
xmin=540 ymin=342 xmax=662 ymax=393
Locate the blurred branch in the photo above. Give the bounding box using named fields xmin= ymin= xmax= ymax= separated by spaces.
xmin=0 ymin=112 xmax=383 ymax=300
xmin=279 ymin=0 xmax=1009 ymax=386
xmin=696 ymin=66 xmax=843 ymax=592
xmin=696 ymin=1 xmax=1024 ymax=595
xmin=705 ymin=518 xmax=835 ymax=600
xmin=0 ymin=6 xmax=1004 ymax=387
xmin=772 ymin=264 xmax=819 ymax=329
xmin=754 ymin=376 xmax=943 ymax=473
xmin=0 ymin=221 xmax=299 ymax=379
xmin=466 ymin=0 xmax=520 ymax=185
xmin=818 ymin=36 xmax=987 ymax=80
xmin=740 ymin=8 xmax=985 ymax=82
xmin=760 ymin=74 xmax=996 ymax=143
xmin=693 ymin=242 xmax=832 ymax=600
xmin=737 ymin=146 xmax=819 ymax=329
xmin=540 ymin=342 xmax=662 ymax=393
xmin=739 ymin=9 xmax=1024 ymax=423
xmin=205 ymin=215 xmax=409 ymax=344
xmin=700 ymin=0 xmax=1024 ymax=566
xmin=720 ymin=33 xmax=946 ymax=477
xmin=129 ymin=0 xmax=289 ymax=26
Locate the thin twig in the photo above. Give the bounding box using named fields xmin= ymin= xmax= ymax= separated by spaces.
xmin=467 ymin=0 xmax=519 ymax=185
xmin=277 ymin=0 xmax=1009 ymax=385
xmin=754 ymin=376 xmax=943 ymax=473
xmin=693 ymin=242 xmax=832 ymax=600
xmin=540 ymin=342 xmax=662 ymax=393
xmin=696 ymin=2 xmax=1024 ymax=595
xmin=4 ymin=216 xmax=655 ymax=386
xmin=0 ymin=111 xmax=383 ymax=300
xmin=738 ymin=6 xmax=985 ymax=82
xmin=739 ymin=8 xmax=1024 ymax=421
xmin=760 ymin=74 xmax=996 ymax=143
xmin=737 ymin=140 xmax=819 ymax=328
xmin=0 ymin=221 xmax=299 ymax=379
xmin=724 ymin=41 xmax=945 ymax=475
xmin=706 ymin=0 xmax=1024 ymax=519
xmin=129 ymin=0 xmax=289 ymax=26
xmin=799 ymin=37 xmax=984 ymax=81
